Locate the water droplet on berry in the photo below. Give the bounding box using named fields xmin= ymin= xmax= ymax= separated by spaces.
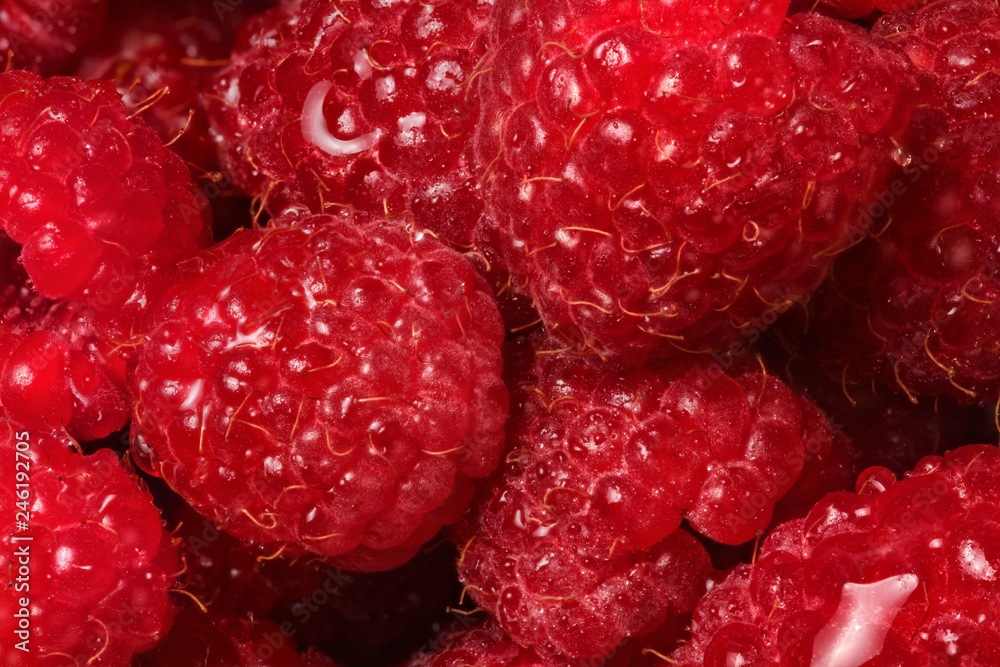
xmin=130 ymin=432 xmax=158 ymax=475
xmin=892 ymin=144 xmax=912 ymax=167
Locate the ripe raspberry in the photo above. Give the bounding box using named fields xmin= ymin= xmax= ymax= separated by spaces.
xmin=164 ymin=489 xmax=463 ymax=667
xmin=130 ymin=211 xmax=507 ymax=571
xmin=76 ymin=0 xmax=271 ymax=173
xmin=0 ymin=0 xmax=108 ymax=73
xmin=795 ymin=0 xmax=1000 ymax=406
xmin=475 ymin=4 xmax=916 ymax=365
xmin=0 ymin=231 xmax=133 ymax=440
xmin=0 ymin=429 xmax=180 ymax=665
xmin=672 ymin=444 xmax=1000 ymax=665
xmin=453 ymin=335 xmax=847 ymax=659
xmin=0 ymin=69 xmax=211 ymax=303
xmin=206 ymin=0 xmax=490 ymax=241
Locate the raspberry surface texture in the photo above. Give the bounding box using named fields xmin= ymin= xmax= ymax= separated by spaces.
xmin=672 ymin=443 xmax=1000 ymax=665
xmin=794 ymin=0 xmax=1000 ymax=406
xmin=0 ymin=428 xmax=179 ymax=666
xmin=474 ymin=3 xmax=916 ymax=365
xmin=0 ymin=231 xmax=133 ymax=440
xmin=0 ymin=70 xmax=211 ymax=303
xmin=130 ymin=211 xmax=507 ymax=571
xmin=206 ymin=0 xmax=491 ymax=244
xmin=453 ymin=334 xmax=848 ymax=659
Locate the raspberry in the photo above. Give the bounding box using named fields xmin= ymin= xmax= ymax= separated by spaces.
xmin=205 ymin=0 xmax=490 ymax=243
xmin=475 ymin=4 xmax=916 ymax=365
xmin=0 ymin=427 xmax=180 ymax=665
xmin=795 ymin=0 xmax=1000 ymax=406
xmin=672 ymin=444 xmax=1000 ymax=665
xmin=165 ymin=490 xmax=463 ymax=667
xmin=0 ymin=70 xmax=211 ymax=303
xmin=130 ymin=211 xmax=507 ymax=571
xmin=0 ymin=0 xmax=108 ymax=73
xmin=76 ymin=0 xmax=271 ymax=174
xmin=453 ymin=334 xmax=846 ymax=659
xmin=0 ymin=231 xmax=134 ymax=440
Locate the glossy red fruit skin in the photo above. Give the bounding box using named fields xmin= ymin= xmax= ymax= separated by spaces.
xmin=797 ymin=0 xmax=1000 ymax=406
xmin=0 ymin=70 xmax=211 ymax=303
xmin=205 ymin=0 xmax=490 ymax=239
xmin=204 ymin=0 xmax=537 ymax=326
xmin=453 ymin=334 xmax=847 ymax=659
xmin=673 ymin=444 xmax=1000 ymax=665
xmin=130 ymin=211 xmax=507 ymax=571
xmin=0 ymin=430 xmax=180 ymax=666
xmin=0 ymin=0 xmax=109 ymax=74
xmin=474 ymin=3 xmax=916 ymax=366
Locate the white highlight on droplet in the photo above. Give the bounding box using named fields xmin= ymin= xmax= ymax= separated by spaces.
xmin=301 ymin=80 xmax=380 ymax=157
xmin=180 ymin=379 xmax=205 ymax=411
xmin=397 ymin=112 xmax=426 ymax=133
xmin=810 ymin=574 xmax=919 ymax=667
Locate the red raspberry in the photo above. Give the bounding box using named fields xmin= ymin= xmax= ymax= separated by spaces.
xmin=164 ymin=490 xmax=463 ymax=666
xmin=453 ymin=334 xmax=847 ymax=659
xmin=0 ymin=71 xmax=212 ymax=439
xmin=0 ymin=428 xmax=180 ymax=665
xmin=796 ymin=0 xmax=1000 ymax=406
xmin=206 ymin=0 xmax=490 ymax=242
xmin=475 ymin=4 xmax=916 ymax=365
xmin=0 ymin=231 xmax=134 ymax=440
xmin=130 ymin=211 xmax=507 ymax=571
xmin=0 ymin=70 xmax=211 ymax=302
xmin=0 ymin=0 xmax=108 ymax=73
xmin=76 ymin=0 xmax=271 ymax=174
xmin=672 ymin=444 xmax=1000 ymax=665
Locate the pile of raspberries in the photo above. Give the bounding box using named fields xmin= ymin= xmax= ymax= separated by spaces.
xmin=3 ymin=0 xmax=1000 ymax=664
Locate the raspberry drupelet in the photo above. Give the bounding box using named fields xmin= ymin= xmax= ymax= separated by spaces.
xmin=672 ymin=443 xmax=1000 ymax=665
xmin=453 ymin=334 xmax=850 ymax=659
xmin=0 ymin=426 xmax=180 ymax=666
xmin=205 ymin=0 xmax=491 ymax=241
xmin=474 ymin=2 xmax=917 ymax=366
xmin=795 ymin=0 xmax=1000 ymax=407
xmin=0 ymin=71 xmax=212 ymax=440
xmin=130 ymin=211 xmax=507 ymax=572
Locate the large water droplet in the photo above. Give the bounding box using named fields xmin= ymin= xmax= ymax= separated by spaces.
xmin=810 ymin=574 xmax=919 ymax=667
